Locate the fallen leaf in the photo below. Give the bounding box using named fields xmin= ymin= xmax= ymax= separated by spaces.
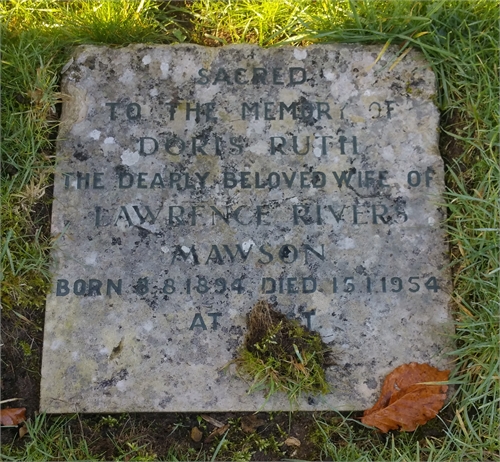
xmin=190 ymin=426 xmax=203 ymax=442
xmin=284 ymin=436 xmax=301 ymax=447
xmin=241 ymin=414 xmax=265 ymax=433
xmin=204 ymin=423 xmax=229 ymax=443
xmin=362 ymin=362 xmax=449 ymax=432
xmin=19 ymin=424 xmax=28 ymax=438
xmin=201 ymin=414 xmax=225 ymax=428
xmin=0 ymin=407 xmax=26 ymax=426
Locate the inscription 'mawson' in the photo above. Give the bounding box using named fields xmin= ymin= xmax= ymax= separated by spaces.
xmin=41 ymin=44 xmax=453 ymax=413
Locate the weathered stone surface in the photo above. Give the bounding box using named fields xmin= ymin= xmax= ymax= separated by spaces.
xmin=41 ymin=44 xmax=453 ymax=412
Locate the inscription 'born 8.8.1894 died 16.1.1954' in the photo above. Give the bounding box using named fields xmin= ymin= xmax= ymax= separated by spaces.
xmin=40 ymin=44 xmax=454 ymax=413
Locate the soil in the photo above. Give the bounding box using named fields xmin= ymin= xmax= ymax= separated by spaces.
xmin=1 ymin=307 xmax=44 ymax=441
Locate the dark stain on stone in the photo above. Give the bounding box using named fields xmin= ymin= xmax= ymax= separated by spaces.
xmin=84 ymin=56 xmax=96 ymax=70
xmin=410 ymin=78 xmax=426 ymax=87
xmin=229 ymin=325 xmax=243 ymax=336
xmin=69 ymin=64 xmax=82 ymax=82
xmin=355 ymin=265 xmax=366 ymax=275
xmin=97 ymin=368 xmax=128 ymax=389
xmin=137 ymin=227 xmax=151 ymax=239
xmin=297 ymin=304 xmax=307 ymax=314
xmin=114 ymin=164 xmax=129 ymax=176
xmin=364 ymin=377 xmax=378 ymax=390
xmin=158 ymin=395 xmax=173 ymax=409
xmin=73 ymin=148 xmax=89 ymax=161
xmin=390 ymin=82 xmax=403 ymax=93
xmin=225 ymin=337 xmax=240 ymax=351
xmin=141 ymin=296 xmax=158 ymax=311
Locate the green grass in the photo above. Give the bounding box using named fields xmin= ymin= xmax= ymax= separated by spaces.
xmin=0 ymin=414 xmax=98 ymax=461
xmin=1 ymin=30 xmax=59 ymax=310
xmin=1 ymin=0 xmax=498 ymax=460
xmin=189 ymin=0 xmax=312 ymax=46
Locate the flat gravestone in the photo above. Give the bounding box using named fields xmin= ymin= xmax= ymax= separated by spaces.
xmin=41 ymin=44 xmax=453 ymax=413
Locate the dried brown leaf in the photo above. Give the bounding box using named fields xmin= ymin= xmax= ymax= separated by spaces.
xmin=241 ymin=414 xmax=265 ymax=433
xmin=19 ymin=424 xmax=28 ymax=438
xmin=0 ymin=408 xmax=26 ymax=426
xmin=190 ymin=426 xmax=203 ymax=442
xmin=204 ymin=423 xmax=229 ymax=443
xmin=362 ymin=362 xmax=449 ymax=433
xmin=284 ymin=436 xmax=301 ymax=447
xmin=201 ymin=414 xmax=225 ymax=428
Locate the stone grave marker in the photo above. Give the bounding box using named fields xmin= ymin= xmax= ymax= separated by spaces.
xmin=41 ymin=44 xmax=453 ymax=412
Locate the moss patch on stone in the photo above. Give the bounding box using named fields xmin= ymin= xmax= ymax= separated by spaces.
xmin=236 ymin=300 xmax=332 ymax=404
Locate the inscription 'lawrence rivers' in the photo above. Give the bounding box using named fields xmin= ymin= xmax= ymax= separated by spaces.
xmin=95 ymin=201 xmax=408 ymax=228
